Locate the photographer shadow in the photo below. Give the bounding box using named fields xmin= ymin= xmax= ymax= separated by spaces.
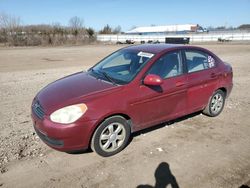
xmin=137 ymin=162 xmax=179 ymax=188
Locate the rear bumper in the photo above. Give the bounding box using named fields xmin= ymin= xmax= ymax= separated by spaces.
xmin=31 ymin=113 xmax=98 ymax=152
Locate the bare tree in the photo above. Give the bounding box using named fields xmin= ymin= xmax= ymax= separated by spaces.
xmin=0 ymin=13 xmax=96 ymax=46
xmin=238 ymin=24 xmax=250 ymax=30
xmin=99 ymin=24 xmax=112 ymax=34
xmin=113 ymin=25 xmax=122 ymax=34
xmin=0 ymin=12 xmax=22 ymax=45
xmin=69 ymin=16 xmax=83 ymax=29
xmin=0 ymin=12 xmax=21 ymax=30
xmin=68 ymin=16 xmax=84 ymax=36
xmin=86 ymin=27 xmax=95 ymax=37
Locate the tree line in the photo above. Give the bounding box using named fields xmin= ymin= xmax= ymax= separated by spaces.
xmin=0 ymin=13 xmax=122 ymax=46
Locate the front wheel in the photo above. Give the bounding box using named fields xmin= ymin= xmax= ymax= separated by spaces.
xmin=91 ymin=116 xmax=131 ymax=157
xmin=203 ymin=89 xmax=226 ymax=117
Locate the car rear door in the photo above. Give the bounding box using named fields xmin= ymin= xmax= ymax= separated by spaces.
xmin=129 ymin=50 xmax=188 ymax=130
xmin=183 ymin=49 xmax=219 ymax=113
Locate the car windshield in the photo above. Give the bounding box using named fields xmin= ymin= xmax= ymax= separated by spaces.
xmin=89 ymin=49 xmax=154 ymax=85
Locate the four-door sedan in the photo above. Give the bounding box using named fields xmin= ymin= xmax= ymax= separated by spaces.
xmin=31 ymin=44 xmax=233 ymax=157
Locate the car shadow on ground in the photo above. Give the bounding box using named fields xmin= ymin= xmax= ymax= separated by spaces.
xmin=137 ymin=162 xmax=179 ymax=188
xmin=66 ymin=148 xmax=92 ymax=155
xmin=131 ymin=111 xmax=202 ymax=139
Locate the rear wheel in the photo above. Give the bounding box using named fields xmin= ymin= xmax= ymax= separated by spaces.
xmin=91 ymin=116 xmax=131 ymax=157
xmin=203 ymin=89 xmax=226 ymax=117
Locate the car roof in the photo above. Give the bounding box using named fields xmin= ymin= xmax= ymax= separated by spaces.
xmin=124 ymin=44 xmax=182 ymax=54
xmin=124 ymin=44 xmax=206 ymax=54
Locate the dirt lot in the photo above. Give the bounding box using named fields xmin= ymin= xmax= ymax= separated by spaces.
xmin=0 ymin=44 xmax=250 ymax=188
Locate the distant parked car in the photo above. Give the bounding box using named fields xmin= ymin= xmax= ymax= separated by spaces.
xmin=116 ymin=41 xmax=124 ymax=44
xmin=116 ymin=40 xmax=135 ymax=45
xmin=147 ymin=40 xmax=160 ymax=44
xmin=218 ymin=36 xmax=233 ymax=42
xmin=32 ymin=44 xmax=233 ymax=157
xmin=125 ymin=39 xmax=135 ymax=44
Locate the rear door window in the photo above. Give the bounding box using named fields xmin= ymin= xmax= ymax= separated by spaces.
xmin=185 ymin=50 xmax=216 ymax=73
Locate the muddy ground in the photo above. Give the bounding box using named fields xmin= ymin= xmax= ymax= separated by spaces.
xmin=0 ymin=44 xmax=250 ymax=188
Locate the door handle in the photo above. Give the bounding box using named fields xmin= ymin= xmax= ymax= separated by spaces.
xmin=175 ymin=81 xmax=185 ymax=87
xmin=210 ymin=73 xmax=217 ymax=78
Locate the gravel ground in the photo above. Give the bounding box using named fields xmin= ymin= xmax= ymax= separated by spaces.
xmin=0 ymin=44 xmax=249 ymax=188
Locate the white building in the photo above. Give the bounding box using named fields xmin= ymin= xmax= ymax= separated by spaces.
xmin=126 ymin=24 xmax=206 ymax=35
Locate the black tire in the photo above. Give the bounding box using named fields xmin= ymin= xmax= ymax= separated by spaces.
xmin=203 ymin=89 xmax=226 ymax=117
xmin=91 ymin=116 xmax=131 ymax=157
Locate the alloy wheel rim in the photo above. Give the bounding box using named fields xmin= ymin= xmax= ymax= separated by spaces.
xmin=99 ymin=122 xmax=126 ymax=152
xmin=211 ymin=93 xmax=223 ymax=114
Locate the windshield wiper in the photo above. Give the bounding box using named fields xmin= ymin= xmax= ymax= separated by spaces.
xmin=99 ymin=71 xmax=117 ymax=85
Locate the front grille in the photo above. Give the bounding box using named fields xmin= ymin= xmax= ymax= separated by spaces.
xmin=32 ymin=100 xmax=45 ymax=119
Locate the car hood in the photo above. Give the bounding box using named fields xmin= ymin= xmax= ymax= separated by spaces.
xmin=36 ymin=71 xmax=116 ymax=114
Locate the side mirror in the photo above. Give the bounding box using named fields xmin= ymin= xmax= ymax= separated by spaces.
xmin=143 ymin=74 xmax=163 ymax=86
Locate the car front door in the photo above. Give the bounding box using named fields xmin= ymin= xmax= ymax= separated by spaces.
xmin=129 ymin=50 xmax=188 ymax=130
xmin=183 ymin=49 xmax=218 ymax=113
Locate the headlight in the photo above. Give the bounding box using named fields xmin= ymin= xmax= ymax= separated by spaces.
xmin=50 ymin=104 xmax=88 ymax=124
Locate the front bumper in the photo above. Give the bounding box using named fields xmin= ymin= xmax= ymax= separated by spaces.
xmin=34 ymin=126 xmax=64 ymax=147
xmin=31 ymin=112 xmax=97 ymax=152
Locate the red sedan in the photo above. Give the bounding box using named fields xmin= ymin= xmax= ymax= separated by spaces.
xmin=31 ymin=44 xmax=233 ymax=157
